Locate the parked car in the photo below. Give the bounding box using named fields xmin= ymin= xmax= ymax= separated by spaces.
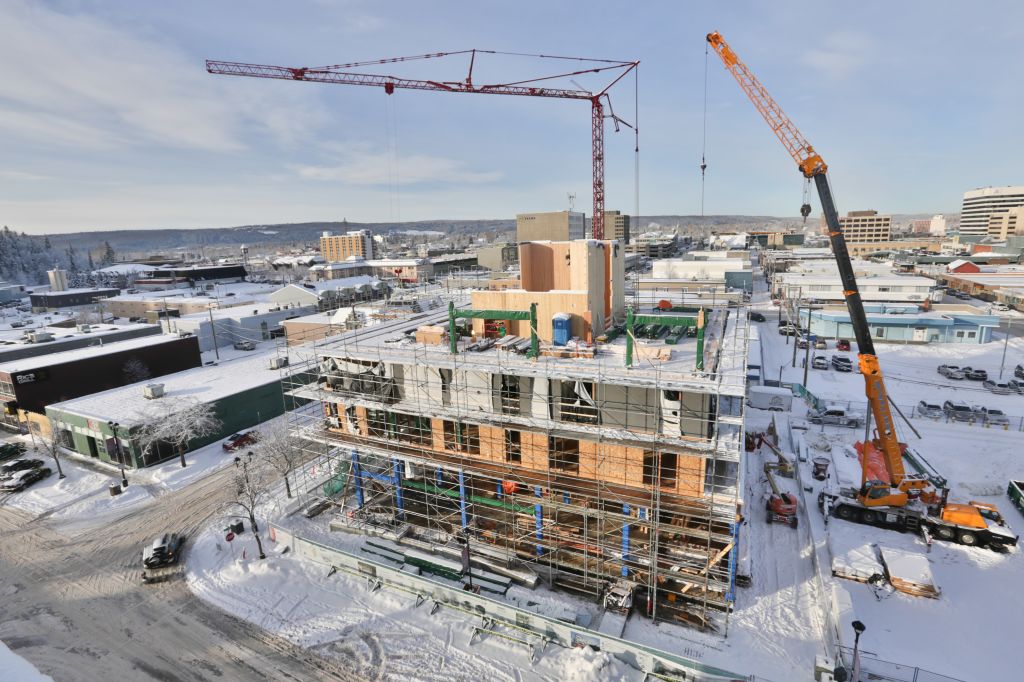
xmin=938 ymin=364 xmax=966 ymax=380
xmin=831 ymin=355 xmax=853 ymax=372
xmin=992 ymin=303 xmax=1010 ymax=313
xmin=0 ymin=442 xmax=27 ymax=461
xmin=983 ymin=380 xmax=1014 ymax=395
xmin=974 ymin=406 xmax=1011 ymax=429
xmin=814 ymin=339 xmax=827 ymax=350
xmin=0 ymin=466 xmax=51 ymax=492
xmin=962 ymin=367 xmax=988 ymax=381
xmin=943 ymin=400 xmax=976 ymax=423
xmin=808 ymin=405 xmax=863 ymax=428
xmin=0 ymin=458 xmax=44 ymax=476
xmin=747 ymin=311 xmax=766 ymax=322
xmin=1015 ymin=364 xmax=1024 ymax=380
xmin=778 ymin=324 xmax=799 ymax=336
xmin=812 ymin=356 xmax=829 ymax=370
xmin=222 ymin=431 xmax=259 ymax=451
xmin=796 ymin=337 xmax=809 ymax=349
xmin=233 ymin=340 xmax=256 ymax=351
xmin=1008 ymin=379 xmax=1024 ymax=394
xmin=836 ymin=339 xmax=851 ymax=352
xmin=915 ymin=401 xmax=944 ymax=419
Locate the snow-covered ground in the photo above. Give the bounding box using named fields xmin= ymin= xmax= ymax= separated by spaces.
xmin=0 ymin=640 xmax=51 ymax=682
xmin=748 ymin=266 xmax=1024 ymax=682
xmin=186 ymin=514 xmax=637 ymax=681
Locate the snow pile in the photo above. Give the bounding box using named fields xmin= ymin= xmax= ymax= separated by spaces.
xmin=185 ymin=522 xmax=634 ymax=681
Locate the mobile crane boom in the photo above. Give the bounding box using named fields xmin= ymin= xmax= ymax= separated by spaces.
xmin=706 ymin=31 xmax=924 ymax=504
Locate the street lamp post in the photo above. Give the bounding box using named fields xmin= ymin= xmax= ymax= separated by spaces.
xmin=107 ymin=420 xmax=129 ymax=487
xmin=998 ymin=316 xmax=1012 ymax=380
xmin=851 ymin=620 xmax=866 ymax=681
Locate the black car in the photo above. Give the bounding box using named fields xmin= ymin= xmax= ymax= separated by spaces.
xmin=143 ymin=533 xmax=185 ymax=569
xmin=0 ymin=458 xmax=44 ymax=476
xmin=0 ymin=442 xmax=27 ymax=460
xmin=1015 ymin=364 xmax=1024 ymax=380
xmin=0 ymin=466 xmax=51 ymax=492
xmin=962 ymin=367 xmax=988 ymax=381
xmin=747 ymin=311 xmax=766 ymax=322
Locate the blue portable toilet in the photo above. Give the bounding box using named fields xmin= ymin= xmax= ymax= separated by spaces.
xmin=552 ymin=313 xmax=571 ymax=346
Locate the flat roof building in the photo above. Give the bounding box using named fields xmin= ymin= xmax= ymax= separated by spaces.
xmin=828 ymin=210 xmax=892 ymax=243
xmin=1 ymin=333 xmax=201 ymax=435
xmin=516 ymin=211 xmax=585 ymax=243
xmin=320 ymin=229 xmax=375 ymax=262
xmin=961 ymin=186 xmax=1024 ymax=237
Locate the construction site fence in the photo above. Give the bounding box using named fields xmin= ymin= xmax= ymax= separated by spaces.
xmin=268 ymin=522 xmax=768 ymax=682
xmin=834 ymin=646 xmax=967 ymax=682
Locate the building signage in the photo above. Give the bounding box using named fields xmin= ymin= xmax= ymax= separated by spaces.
xmin=13 ymin=369 xmax=49 ymax=385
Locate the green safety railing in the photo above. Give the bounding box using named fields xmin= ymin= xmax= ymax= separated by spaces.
xmin=448 ymin=301 xmax=538 ymax=358
xmin=625 ymin=306 xmax=706 ymax=370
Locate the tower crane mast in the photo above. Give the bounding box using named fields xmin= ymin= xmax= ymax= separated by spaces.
xmin=207 ymin=49 xmax=639 ymax=240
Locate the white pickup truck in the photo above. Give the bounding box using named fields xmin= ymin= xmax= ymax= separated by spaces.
xmin=808 ymin=404 xmax=864 ymax=428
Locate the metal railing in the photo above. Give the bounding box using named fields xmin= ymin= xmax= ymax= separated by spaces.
xmin=836 ymin=646 xmax=967 ymax=682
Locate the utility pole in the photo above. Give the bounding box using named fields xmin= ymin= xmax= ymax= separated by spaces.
xmin=803 ymin=331 xmax=813 ymax=386
xmin=999 ymin=316 xmax=1012 ymax=379
xmin=792 ymin=300 xmax=802 ymax=368
xmin=208 ymin=304 xmax=221 ymax=361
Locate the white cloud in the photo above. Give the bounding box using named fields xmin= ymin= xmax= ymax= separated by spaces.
xmin=801 ymin=31 xmax=874 ymax=83
xmin=0 ymin=1 xmax=323 ymax=152
xmin=0 ymin=169 xmax=50 ymax=181
xmin=291 ymin=151 xmax=502 ymax=186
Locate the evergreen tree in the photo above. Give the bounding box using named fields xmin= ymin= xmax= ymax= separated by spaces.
xmin=101 ymin=240 xmax=116 ymax=266
xmin=65 ymin=245 xmax=79 ymax=274
xmin=87 ymin=251 xmax=96 ymax=272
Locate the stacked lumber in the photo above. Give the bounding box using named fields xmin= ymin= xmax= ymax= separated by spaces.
xmin=879 ymin=546 xmax=941 ymax=598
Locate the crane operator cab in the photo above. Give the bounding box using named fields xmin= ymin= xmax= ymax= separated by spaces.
xmin=859 ymin=480 xmax=907 ymax=508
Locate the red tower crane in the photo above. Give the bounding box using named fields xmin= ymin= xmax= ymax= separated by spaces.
xmin=206 ymin=49 xmax=638 ymax=240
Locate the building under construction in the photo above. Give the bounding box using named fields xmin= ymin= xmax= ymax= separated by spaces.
xmin=283 ymin=240 xmax=749 ymax=631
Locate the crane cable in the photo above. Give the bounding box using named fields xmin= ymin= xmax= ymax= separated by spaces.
xmin=634 ymin=64 xmax=640 ymax=241
xmin=700 ymin=42 xmax=709 ymax=217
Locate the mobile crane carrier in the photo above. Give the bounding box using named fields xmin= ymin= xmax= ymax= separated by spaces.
xmin=707 ymin=31 xmax=1017 ymax=551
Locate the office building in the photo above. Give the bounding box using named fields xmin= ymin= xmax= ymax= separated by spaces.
xmin=986 ymin=206 xmax=1024 ymax=240
xmin=516 ymin=211 xmax=585 ymax=243
xmin=829 ymin=210 xmax=892 ymax=243
xmin=320 ymin=230 xmax=376 ymax=262
xmin=960 ymin=186 xmax=1024 ymax=237
xmin=591 ymin=210 xmax=630 ymax=244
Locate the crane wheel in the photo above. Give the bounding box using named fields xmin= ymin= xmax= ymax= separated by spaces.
xmin=860 ymin=510 xmax=877 ymax=525
xmin=789 ymin=517 xmax=798 ymax=529
xmin=936 ymin=526 xmax=955 ymax=540
xmin=958 ymin=531 xmax=978 ymax=546
xmin=835 ymin=505 xmax=854 ymax=520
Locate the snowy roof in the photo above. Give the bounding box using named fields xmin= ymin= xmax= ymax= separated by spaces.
xmin=366 ymin=258 xmax=428 ymax=267
xmin=947 ymin=259 xmax=972 ymax=271
xmin=50 ymin=346 xmax=297 ymax=426
xmin=274 ymin=276 xmax=381 ymax=297
xmin=0 ymin=322 xmax=157 ymax=346
xmin=173 ymin=301 xmax=314 ymax=322
xmin=93 ymin=263 xmax=152 ymax=275
xmin=0 ymin=333 xmax=187 ymax=374
xmin=33 ymin=287 xmax=120 ymax=296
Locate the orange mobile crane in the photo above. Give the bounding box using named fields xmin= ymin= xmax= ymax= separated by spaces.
xmin=707 ymin=31 xmax=1017 ymax=550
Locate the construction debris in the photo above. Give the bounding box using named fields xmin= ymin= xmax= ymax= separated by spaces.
xmin=879 ymin=546 xmax=941 ymax=599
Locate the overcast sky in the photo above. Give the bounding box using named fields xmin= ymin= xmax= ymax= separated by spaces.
xmin=2 ymin=0 xmax=1022 ymax=234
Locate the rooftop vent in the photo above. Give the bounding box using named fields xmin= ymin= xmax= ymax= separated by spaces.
xmin=143 ymin=383 xmax=165 ymax=399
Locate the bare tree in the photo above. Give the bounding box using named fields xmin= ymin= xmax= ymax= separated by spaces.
xmin=121 ymin=357 xmax=151 ymax=383
xmin=36 ymin=414 xmax=66 ymax=480
xmin=137 ymin=398 xmax=222 ymax=468
xmin=256 ymin=420 xmax=302 ymax=499
xmin=231 ymin=451 xmax=273 ymax=559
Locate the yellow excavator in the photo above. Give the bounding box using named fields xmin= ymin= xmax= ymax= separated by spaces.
xmin=707 ymin=31 xmax=1017 ymax=550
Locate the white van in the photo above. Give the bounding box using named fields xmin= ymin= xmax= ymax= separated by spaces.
xmin=746 ymin=386 xmax=793 ymax=412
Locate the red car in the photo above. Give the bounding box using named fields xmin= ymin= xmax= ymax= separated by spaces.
xmin=836 ymin=339 xmax=851 ymax=351
xmin=222 ymin=431 xmax=259 ymax=451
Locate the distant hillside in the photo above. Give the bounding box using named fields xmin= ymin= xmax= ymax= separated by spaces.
xmin=36 ymin=212 xmax=951 ymax=258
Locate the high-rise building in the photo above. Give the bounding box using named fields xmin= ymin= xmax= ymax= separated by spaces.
xmin=828 ymin=210 xmax=892 ymax=242
xmin=986 ymin=206 xmax=1024 ymax=240
xmin=320 ymin=229 xmax=375 ymax=262
xmin=592 ymin=210 xmax=630 ymax=244
xmin=516 ymin=211 xmax=585 ymax=243
xmin=929 ymin=214 xmax=947 ymax=237
xmin=960 ymin=186 xmax=1024 ymax=236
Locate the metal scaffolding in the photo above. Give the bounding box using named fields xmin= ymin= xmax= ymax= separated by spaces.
xmin=277 ymin=289 xmax=750 ymax=632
